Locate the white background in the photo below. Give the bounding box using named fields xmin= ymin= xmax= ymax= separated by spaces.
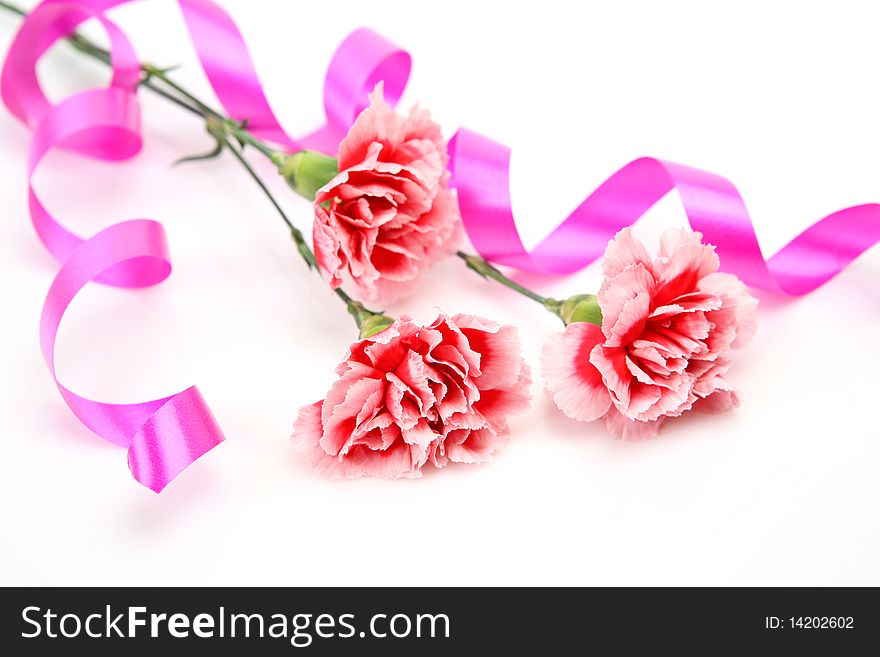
xmin=1 ymin=0 xmax=878 ymax=586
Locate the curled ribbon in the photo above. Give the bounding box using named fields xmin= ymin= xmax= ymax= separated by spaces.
xmin=177 ymin=0 xmax=411 ymax=153
xmin=3 ymin=0 xmax=878 ymax=491
xmin=1 ymin=0 xmax=411 ymax=490
xmin=1 ymin=0 xmax=224 ymax=492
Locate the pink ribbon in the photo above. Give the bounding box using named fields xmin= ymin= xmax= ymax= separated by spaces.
xmin=448 ymin=131 xmax=880 ymax=295
xmin=1 ymin=0 xmax=226 ymax=492
xmin=1 ymin=0 xmax=410 ymax=491
xmin=3 ymin=0 xmax=877 ymax=491
xmin=177 ymin=0 xmax=410 ymax=154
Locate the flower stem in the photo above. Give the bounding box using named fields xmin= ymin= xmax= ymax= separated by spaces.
xmin=142 ymin=63 xmax=215 ymax=114
xmin=219 ymin=128 xmax=307 ymax=256
xmin=0 ymin=1 xmax=24 ymax=18
xmin=143 ymin=80 xmax=206 ymax=118
xmin=456 ymin=251 xmax=564 ymax=317
xmin=217 ymin=125 xmax=384 ymax=331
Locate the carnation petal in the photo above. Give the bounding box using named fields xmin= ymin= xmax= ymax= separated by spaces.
xmin=590 ymin=344 xmax=632 ymax=409
xmin=326 ymin=441 xmax=426 ymax=479
xmin=312 ymin=208 xmax=345 ymax=288
xmin=291 ymin=401 xmax=324 ymax=453
xmin=693 ymin=389 xmax=741 ymax=414
xmin=443 ymin=427 xmax=507 ymax=464
xmin=321 ymin=377 xmax=385 ymax=456
xmin=598 ymin=263 xmax=655 ymax=339
xmin=699 ymin=272 xmax=759 ymax=349
xmin=455 ymin=316 xmax=525 ymax=390
xmin=541 ymin=323 xmax=612 ymax=422
xmin=606 ymin=291 xmax=650 ymax=347
xmin=602 ymin=227 xmax=653 ymax=280
xmin=653 ymin=228 xmax=720 ymax=304
xmin=604 ymin=408 xmax=664 ymax=440
xmin=472 ymin=364 xmax=532 ymax=431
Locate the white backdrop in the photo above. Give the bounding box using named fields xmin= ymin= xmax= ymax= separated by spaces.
xmin=1 ymin=0 xmax=878 ymax=586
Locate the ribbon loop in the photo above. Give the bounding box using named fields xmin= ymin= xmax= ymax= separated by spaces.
xmin=176 ymin=2 xmax=411 ymax=154
xmin=1 ymin=0 xmax=140 ymax=124
xmin=28 ymin=88 xmax=143 ymax=275
xmin=40 ymin=219 xmax=223 ymax=492
xmin=318 ymin=29 xmax=411 ymax=140
xmin=128 ymin=386 xmax=224 ymax=493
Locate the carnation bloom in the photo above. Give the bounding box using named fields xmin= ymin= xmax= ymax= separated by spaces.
xmin=293 ymin=313 xmax=531 ymax=478
xmin=312 ymin=83 xmax=460 ymax=304
xmin=541 ymin=228 xmax=757 ymax=438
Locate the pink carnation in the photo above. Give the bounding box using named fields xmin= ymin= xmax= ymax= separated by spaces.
xmin=313 ymin=83 xmax=460 ymax=304
xmin=293 ymin=313 xmax=531 ymax=478
xmin=541 ymin=228 xmax=757 ymax=438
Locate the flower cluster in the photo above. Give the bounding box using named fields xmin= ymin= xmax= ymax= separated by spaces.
xmin=288 ymin=88 xmax=757 ymax=478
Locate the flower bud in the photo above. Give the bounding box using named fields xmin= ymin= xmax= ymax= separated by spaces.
xmin=274 ymin=150 xmax=339 ymax=201
xmin=556 ymin=294 xmax=603 ymax=326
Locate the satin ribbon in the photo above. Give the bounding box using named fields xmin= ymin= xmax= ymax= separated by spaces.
xmin=3 ymin=0 xmax=877 ymax=491
xmin=1 ymin=0 xmax=411 ymax=491
xmin=177 ymin=0 xmax=411 ymax=154
xmin=448 ymin=131 xmax=880 ymax=295
xmin=2 ymin=1 xmax=229 ymax=492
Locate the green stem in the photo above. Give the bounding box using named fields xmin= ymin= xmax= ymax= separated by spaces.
xmin=142 ymin=63 xmax=217 ymax=115
xmin=141 ymin=64 xmax=281 ymax=163
xmin=67 ymin=31 xmax=111 ymax=65
xmin=141 ymin=64 xmax=278 ymax=162
xmin=219 ymin=126 xmax=386 ymax=333
xmin=224 ymin=119 xmax=280 ymax=159
xmin=143 ymin=80 xmax=206 ymax=117
xmin=0 ymin=1 xmax=24 ymax=18
xmin=457 ymin=251 xmax=562 ymax=315
xmin=221 ymin=129 xmax=296 ymax=235
xmin=456 ymin=251 xmax=602 ymax=326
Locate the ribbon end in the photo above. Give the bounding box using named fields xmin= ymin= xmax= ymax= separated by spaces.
xmin=127 ymin=386 xmax=225 ymax=493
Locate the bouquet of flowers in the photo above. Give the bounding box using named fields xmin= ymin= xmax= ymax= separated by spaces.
xmin=1 ymin=0 xmax=876 ymax=491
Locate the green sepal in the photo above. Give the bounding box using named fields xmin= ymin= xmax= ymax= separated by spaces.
xmin=276 ymin=151 xmax=339 ymax=201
